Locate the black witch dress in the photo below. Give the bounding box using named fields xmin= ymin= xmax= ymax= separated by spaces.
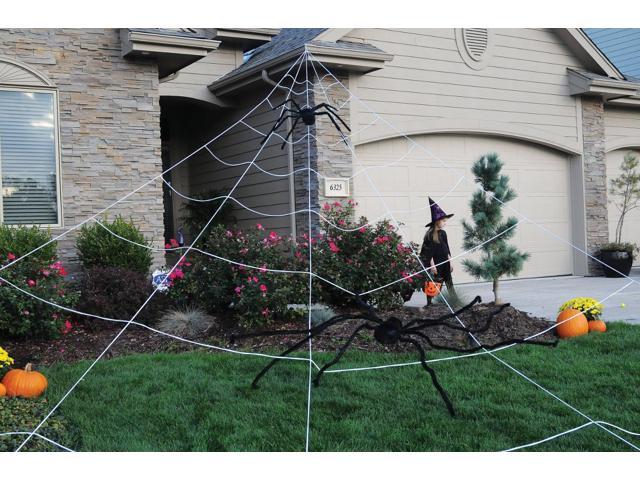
xmin=419 ymin=229 xmax=453 ymax=286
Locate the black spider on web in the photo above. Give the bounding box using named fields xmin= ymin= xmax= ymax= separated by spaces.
xmin=231 ymin=296 xmax=558 ymax=417
xmin=260 ymin=99 xmax=351 ymax=149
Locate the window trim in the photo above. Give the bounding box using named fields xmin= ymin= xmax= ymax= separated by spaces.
xmin=0 ymin=85 xmax=63 ymax=228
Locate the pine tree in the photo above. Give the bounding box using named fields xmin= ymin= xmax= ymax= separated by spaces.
xmin=461 ymin=153 xmax=529 ymax=304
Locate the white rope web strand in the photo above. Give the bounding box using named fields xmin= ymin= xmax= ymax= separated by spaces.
xmin=309 ymin=53 xmax=640 ymax=451
xmin=12 ymin=52 xmax=309 ymax=452
xmin=325 ymin=280 xmax=634 ymax=373
xmin=1 ymin=47 xmax=636 ymax=452
xmin=308 ymin=51 xmax=640 ymax=290
xmin=503 ymin=420 xmax=640 ymax=452
xmin=0 ymin=432 xmax=75 ymax=452
xmin=304 ymin=53 xmax=314 ymax=453
xmin=0 ymin=61 xmax=306 ymax=279
xmin=0 ymin=273 xmax=322 ymax=367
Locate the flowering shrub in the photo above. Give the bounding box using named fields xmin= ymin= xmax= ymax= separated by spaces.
xmin=163 ymin=252 xmax=198 ymax=309
xmin=168 ymin=225 xmax=306 ymax=326
xmin=558 ymin=297 xmax=603 ymax=321
xmin=0 ymin=226 xmax=78 ymax=339
xmin=76 ymin=215 xmax=153 ymax=275
xmin=0 ymin=346 xmax=13 ymax=376
xmin=299 ymin=200 xmax=425 ymax=310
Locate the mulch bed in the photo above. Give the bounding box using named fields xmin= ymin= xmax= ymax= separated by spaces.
xmin=4 ymin=302 xmax=557 ymax=368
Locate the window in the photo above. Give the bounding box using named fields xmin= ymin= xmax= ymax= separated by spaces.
xmin=0 ymin=59 xmax=61 ymax=226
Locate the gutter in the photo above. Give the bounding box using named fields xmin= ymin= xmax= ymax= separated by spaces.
xmin=209 ymin=42 xmax=393 ymax=97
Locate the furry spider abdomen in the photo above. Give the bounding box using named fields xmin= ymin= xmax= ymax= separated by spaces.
xmin=300 ymin=108 xmax=316 ymax=126
xmin=374 ymin=317 xmax=403 ymax=345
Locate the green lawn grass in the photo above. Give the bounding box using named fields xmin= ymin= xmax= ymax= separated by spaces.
xmin=37 ymin=323 xmax=640 ymax=451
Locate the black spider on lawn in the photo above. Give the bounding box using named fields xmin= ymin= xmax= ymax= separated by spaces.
xmin=231 ymin=296 xmax=558 ymax=417
xmin=260 ymin=99 xmax=351 ymax=149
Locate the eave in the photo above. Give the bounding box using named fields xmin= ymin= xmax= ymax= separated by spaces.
xmin=209 ymin=43 xmax=393 ymax=97
xmin=555 ymin=28 xmax=624 ymax=79
xmin=568 ymin=69 xmax=640 ymax=101
xmin=213 ymin=28 xmax=280 ymax=48
xmin=121 ymin=29 xmax=221 ymax=77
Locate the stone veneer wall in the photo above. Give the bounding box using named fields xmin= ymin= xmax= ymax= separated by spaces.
xmin=0 ymin=29 xmax=165 ymax=271
xmin=313 ymin=73 xmax=353 ymax=208
xmin=291 ymin=82 xmax=320 ymax=237
xmin=581 ymin=96 xmax=608 ymax=275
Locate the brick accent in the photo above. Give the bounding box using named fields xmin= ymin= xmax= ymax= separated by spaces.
xmin=0 ymin=29 xmax=165 ymax=271
xmin=581 ymin=96 xmax=608 ymax=275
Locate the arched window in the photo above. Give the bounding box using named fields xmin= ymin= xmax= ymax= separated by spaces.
xmin=0 ymin=57 xmax=61 ymax=226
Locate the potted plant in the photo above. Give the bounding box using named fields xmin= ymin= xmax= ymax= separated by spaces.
xmin=601 ymin=152 xmax=640 ymax=277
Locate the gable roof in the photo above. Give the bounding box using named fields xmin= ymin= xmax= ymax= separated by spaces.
xmin=584 ymin=29 xmax=640 ymax=81
xmin=210 ymin=28 xmax=392 ymax=94
xmin=217 ymin=28 xmax=327 ymax=82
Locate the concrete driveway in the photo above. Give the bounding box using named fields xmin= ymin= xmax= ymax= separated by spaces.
xmin=406 ymin=267 xmax=640 ymax=324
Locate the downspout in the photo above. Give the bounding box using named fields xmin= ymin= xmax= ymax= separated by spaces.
xmin=262 ymin=69 xmax=298 ymax=239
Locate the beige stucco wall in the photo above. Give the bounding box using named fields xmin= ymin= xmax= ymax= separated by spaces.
xmin=343 ymin=28 xmax=583 ymax=153
xmin=159 ymin=44 xmax=240 ymax=106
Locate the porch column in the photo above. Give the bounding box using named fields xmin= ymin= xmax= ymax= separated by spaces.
xmin=581 ymin=96 xmax=609 ymax=276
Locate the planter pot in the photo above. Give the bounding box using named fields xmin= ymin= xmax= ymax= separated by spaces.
xmin=599 ymin=250 xmax=633 ymax=278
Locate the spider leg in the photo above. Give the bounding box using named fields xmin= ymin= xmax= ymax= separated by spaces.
xmin=231 ymin=313 xmax=361 ymax=342
xmin=322 ymin=105 xmax=351 ymax=132
xmin=400 ymin=336 xmax=456 ymax=417
xmin=280 ymin=116 xmax=301 ymax=149
xmin=410 ymin=330 xmax=558 ymax=354
xmin=316 ymin=112 xmax=350 ymax=146
xmin=404 ymin=295 xmax=482 ymax=329
xmin=407 ymin=301 xmax=508 ymax=334
xmin=250 ymin=332 xmax=320 ymax=388
xmin=235 ymin=313 xmax=376 ymax=388
xmin=313 ymin=323 xmax=375 ymax=387
xmin=260 ymin=112 xmax=294 ymax=146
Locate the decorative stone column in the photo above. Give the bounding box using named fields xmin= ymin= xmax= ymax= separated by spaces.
xmin=581 ymin=96 xmax=609 ymax=275
xmin=314 ymin=73 xmax=354 ymax=207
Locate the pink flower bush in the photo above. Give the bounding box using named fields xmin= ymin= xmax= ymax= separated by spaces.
xmin=294 ymin=200 xmax=426 ymax=310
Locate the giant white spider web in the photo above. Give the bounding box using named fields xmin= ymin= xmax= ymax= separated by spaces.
xmin=1 ymin=50 xmax=639 ymax=452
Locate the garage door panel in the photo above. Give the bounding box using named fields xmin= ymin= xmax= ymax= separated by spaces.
xmin=354 ymin=134 xmax=573 ymax=282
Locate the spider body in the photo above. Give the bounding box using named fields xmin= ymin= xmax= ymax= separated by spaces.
xmin=373 ymin=317 xmax=403 ymax=345
xmin=299 ymin=107 xmax=317 ymax=126
xmin=260 ymin=99 xmax=351 ymax=149
xmin=232 ymin=296 xmax=558 ymax=417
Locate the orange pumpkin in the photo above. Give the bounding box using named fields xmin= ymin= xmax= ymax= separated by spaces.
xmin=424 ymin=281 xmax=442 ymax=298
xmin=0 ymin=382 xmax=6 ymax=397
xmin=1 ymin=363 xmax=48 ymax=398
xmin=556 ymin=308 xmax=589 ymax=338
xmin=588 ymin=320 xmax=607 ymax=333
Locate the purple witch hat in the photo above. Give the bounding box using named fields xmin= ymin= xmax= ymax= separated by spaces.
xmin=425 ymin=197 xmax=454 ymax=227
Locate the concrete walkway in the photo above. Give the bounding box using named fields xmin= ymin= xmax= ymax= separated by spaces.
xmin=406 ymin=267 xmax=640 ymax=324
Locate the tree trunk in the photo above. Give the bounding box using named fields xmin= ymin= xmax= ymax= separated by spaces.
xmin=493 ymin=277 xmax=503 ymax=305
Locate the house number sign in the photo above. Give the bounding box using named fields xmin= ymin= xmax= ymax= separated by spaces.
xmin=324 ymin=178 xmax=349 ymax=197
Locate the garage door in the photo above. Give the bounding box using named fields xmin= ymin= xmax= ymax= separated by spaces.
xmin=607 ymin=148 xmax=640 ymax=266
xmin=353 ymin=134 xmax=573 ymax=283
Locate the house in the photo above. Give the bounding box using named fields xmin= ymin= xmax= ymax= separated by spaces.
xmin=1 ymin=28 xmax=638 ymax=282
xmin=163 ymin=28 xmax=640 ymax=282
xmin=0 ymin=28 xmax=273 ymax=268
